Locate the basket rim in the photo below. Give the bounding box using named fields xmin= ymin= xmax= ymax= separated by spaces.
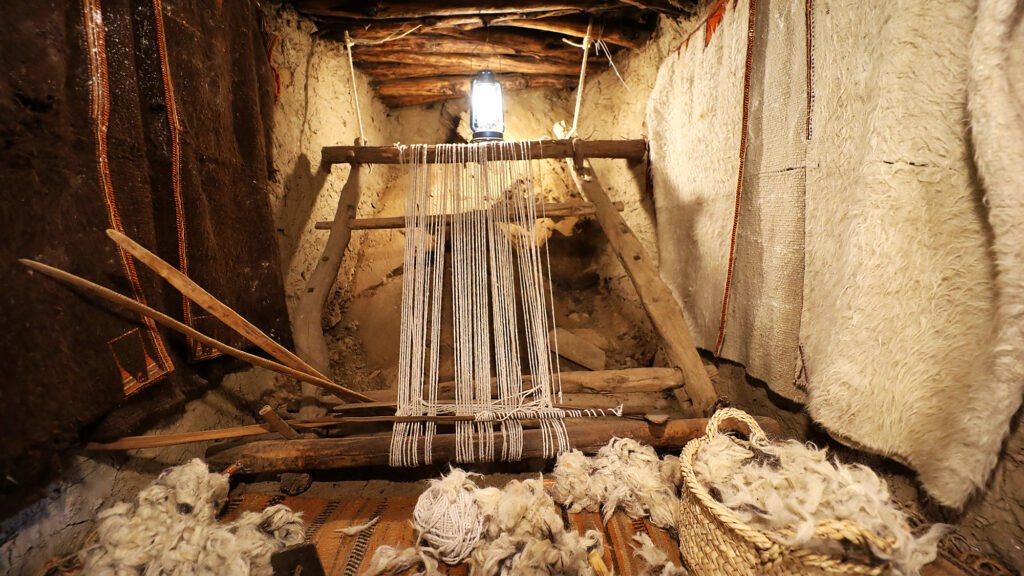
xmin=679 ymin=408 xmax=898 ymax=570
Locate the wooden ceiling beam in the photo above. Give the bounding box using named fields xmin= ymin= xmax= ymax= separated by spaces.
xmin=488 ymin=16 xmax=644 ymax=48
xmin=348 ymin=34 xmax=519 ymax=56
xmin=373 ymin=73 xmax=577 ymax=107
xmin=352 ymin=51 xmax=602 ymax=76
xmin=292 ymin=1 xmax=627 ymax=20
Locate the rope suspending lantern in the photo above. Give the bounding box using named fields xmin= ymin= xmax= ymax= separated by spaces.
xmin=344 ymin=31 xmax=366 ymax=146
xmin=565 ymin=18 xmax=594 ymax=139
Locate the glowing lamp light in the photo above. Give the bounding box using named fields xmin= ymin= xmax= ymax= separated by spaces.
xmin=470 ymin=70 xmax=504 ymax=141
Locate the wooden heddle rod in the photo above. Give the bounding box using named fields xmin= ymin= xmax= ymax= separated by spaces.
xmin=321 ymin=138 xmax=646 ymax=165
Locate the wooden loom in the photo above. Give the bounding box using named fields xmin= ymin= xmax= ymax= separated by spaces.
xmin=34 ymin=137 xmax=748 ymax=473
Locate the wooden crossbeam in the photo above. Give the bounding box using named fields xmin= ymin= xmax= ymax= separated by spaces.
xmin=314 ymin=200 xmax=625 ymax=230
xmin=204 ymin=416 xmax=782 ymax=472
xmin=322 ymin=139 xmax=646 ymax=165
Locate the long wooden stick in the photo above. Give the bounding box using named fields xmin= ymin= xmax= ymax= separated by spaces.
xmin=259 ymin=406 xmax=300 ymax=440
xmin=18 ymin=259 xmax=369 ymax=400
xmin=314 ymin=200 xmax=625 ymax=230
xmin=322 ymin=139 xmax=646 ymax=165
xmin=85 ymin=408 xmax=647 ymax=451
xmin=104 ymin=229 xmax=342 ymax=391
xmin=203 ymin=416 xmax=782 ymax=472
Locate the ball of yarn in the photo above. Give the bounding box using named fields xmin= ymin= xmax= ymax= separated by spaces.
xmin=412 ymin=469 xmax=484 ymax=564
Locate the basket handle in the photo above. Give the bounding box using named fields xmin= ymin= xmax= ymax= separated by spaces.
xmin=706 ymin=408 xmax=768 ymax=444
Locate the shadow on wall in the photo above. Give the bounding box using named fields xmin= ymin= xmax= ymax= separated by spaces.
xmin=277 ymin=153 xmax=328 ymax=269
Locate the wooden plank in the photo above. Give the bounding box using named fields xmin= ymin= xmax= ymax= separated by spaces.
xmin=314 ymin=200 xmax=625 ymax=230
xmin=18 ymin=259 xmax=350 ymax=394
xmin=322 ymin=139 xmax=647 ymax=165
xmin=204 ymin=416 xmax=782 ymax=472
xmin=293 ymin=165 xmax=368 ymax=417
xmin=551 ymin=327 xmax=607 ymax=370
xmin=566 ymin=165 xmax=719 ymax=415
xmin=292 ymin=1 xmax=624 ymax=20
xmin=104 ymin=230 xmax=344 ymax=390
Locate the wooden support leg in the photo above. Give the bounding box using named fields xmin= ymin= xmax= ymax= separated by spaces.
xmin=562 ymin=157 xmax=719 ymax=416
xmin=294 ymin=163 xmax=364 ymax=419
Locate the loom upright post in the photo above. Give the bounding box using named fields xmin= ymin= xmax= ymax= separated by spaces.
xmin=567 ymin=162 xmax=719 ymax=416
xmin=293 ymin=161 xmax=364 ymax=418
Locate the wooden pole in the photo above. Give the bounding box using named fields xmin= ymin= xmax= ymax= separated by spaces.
xmin=104 ymin=229 xmax=341 ymax=390
xmin=322 ymin=139 xmax=646 ymax=165
xmin=259 ymin=406 xmax=301 ymax=440
xmin=324 ymin=367 xmax=686 ymax=408
xmin=564 ymin=163 xmax=719 ymax=415
xmin=17 ymin=259 xmax=369 ymax=400
xmin=293 ymin=163 xmax=366 ymax=418
xmin=314 ymin=200 xmax=625 ymax=230
xmin=204 ymin=416 xmax=781 ymax=472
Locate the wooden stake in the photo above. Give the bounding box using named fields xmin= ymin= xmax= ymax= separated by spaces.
xmin=259 ymin=406 xmax=300 ymax=440
xmin=17 ymin=259 xmax=368 ymax=400
xmin=314 ymin=200 xmax=625 ymax=230
xmin=204 ymin=416 xmax=781 ymax=472
xmin=562 ymin=163 xmax=719 ymax=415
xmin=293 ymin=164 xmax=365 ymax=418
xmin=104 ymin=229 xmax=343 ymax=392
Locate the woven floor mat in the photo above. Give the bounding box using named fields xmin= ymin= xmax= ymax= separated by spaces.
xmin=221 ymin=492 xmax=683 ymax=576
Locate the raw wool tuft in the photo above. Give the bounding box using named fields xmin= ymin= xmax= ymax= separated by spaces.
xmin=79 ymin=458 xmax=304 ymax=576
xmin=631 ymin=534 xmax=687 ymax=576
xmin=364 ymin=468 xmax=603 ymax=576
xmin=549 ymin=437 xmax=682 ymax=528
xmin=693 ymin=435 xmax=945 ymax=575
xmin=472 ymin=476 xmax=603 ymax=576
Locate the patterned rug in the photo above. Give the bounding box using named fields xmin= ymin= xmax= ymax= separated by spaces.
xmin=221 ymin=492 xmax=684 ymax=576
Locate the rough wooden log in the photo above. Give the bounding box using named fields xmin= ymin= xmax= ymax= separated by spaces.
xmin=350 ymin=34 xmax=519 ymax=55
xmin=373 ymin=74 xmax=577 ymax=107
xmin=104 ymin=230 xmax=337 ymax=387
xmin=319 ymin=15 xmax=643 ymax=48
xmin=314 ymin=200 xmax=624 ymax=230
xmin=293 ymin=1 xmax=624 ymax=20
xmin=17 ymin=259 xmax=364 ymax=399
xmin=205 ymin=416 xmax=781 ymax=472
xmin=563 ymin=165 xmax=719 ymax=415
xmin=293 ymin=164 xmax=369 ymax=417
xmin=325 ymin=367 xmax=685 ymax=408
xmin=259 ymin=406 xmax=301 ymax=440
xmin=322 ymin=139 xmax=646 ymax=165
xmin=352 ymin=51 xmax=594 ymax=76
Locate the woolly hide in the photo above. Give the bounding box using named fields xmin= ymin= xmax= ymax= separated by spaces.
xmin=631 ymin=534 xmax=688 ymax=576
xmin=79 ymin=459 xmax=304 ymax=576
xmin=693 ymin=435 xmax=945 ymax=575
xmin=549 ymin=437 xmax=682 ymax=529
xmin=647 ymin=0 xmax=1021 ymax=506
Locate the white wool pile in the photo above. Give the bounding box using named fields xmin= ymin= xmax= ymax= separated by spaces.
xmin=631 ymin=534 xmax=687 ymax=576
xmin=363 ymin=469 xmax=603 ymax=576
xmin=693 ymin=435 xmax=946 ymax=575
xmin=549 ymin=437 xmax=682 ymax=528
xmin=80 ymin=458 xmax=304 ymax=576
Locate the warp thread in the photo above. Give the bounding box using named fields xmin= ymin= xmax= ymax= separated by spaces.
xmin=550 ymin=437 xmax=683 ymax=529
xmin=693 ymin=433 xmax=947 ymax=575
xmin=79 ymin=459 xmax=304 ymax=576
xmin=391 ymin=142 xmax=569 ymax=467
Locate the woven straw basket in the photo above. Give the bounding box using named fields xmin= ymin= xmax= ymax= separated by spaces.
xmin=677 ymin=408 xmax=898 ymax=576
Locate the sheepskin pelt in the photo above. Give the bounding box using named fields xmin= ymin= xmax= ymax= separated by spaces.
xmin=549 ymin=437 xmax=682 ymax=529
xmin=649 ymin=0 xmax=1020 ymax=508
xmin=364 ymin=469 xmax=603 ymax=576
xmin=79 ymin=459 xmax=304 ymax=576
xmin=693 ymin=434 xmax=945 ymax=575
